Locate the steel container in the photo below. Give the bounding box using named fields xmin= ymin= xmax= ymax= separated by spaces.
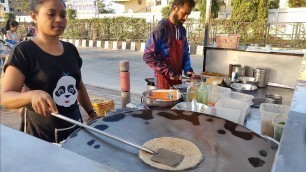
xmin=253 ymin=67 xmax=268 ymax=87
xmin=230 ymin=83 xmax=258 ymax=94
xmin=232 ymin=64 xmax=246 ymax=77
xmin=223 ymin=77 xmax=239 ymax=87
xmin=239 ymin=77 xmax=259 ymax=87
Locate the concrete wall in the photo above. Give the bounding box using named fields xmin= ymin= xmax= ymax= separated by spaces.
xmin=219 ymin=7 xmax=306 ymax=22
xmin=268 ymin=8 xmax=306 ymax=22
xmin=99 ymin=11 xmax=200 ymax=22
xmin=61 ymin=38 xmax=204 ymax=56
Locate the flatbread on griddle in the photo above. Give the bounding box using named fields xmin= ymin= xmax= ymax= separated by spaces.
xmin=139 ymin=137 xmax=203 ymax=171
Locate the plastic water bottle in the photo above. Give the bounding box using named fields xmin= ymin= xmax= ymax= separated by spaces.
xmin=196 ymin=76 xmax=208 ymax=105
xmin=186 ymin=78 xmax=198 ymax=102
xmin=208 ymin=81 xmax=220 ymax=107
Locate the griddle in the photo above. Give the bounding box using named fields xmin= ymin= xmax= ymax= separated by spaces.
xmin=62 ymin=109 xmax=276 ymax=172
xmin=51 ymin=113 xmax=185 ymax=167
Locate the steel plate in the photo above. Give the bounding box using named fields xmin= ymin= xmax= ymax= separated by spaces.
xmin=62 ymin=109 xmax=276 ymax=172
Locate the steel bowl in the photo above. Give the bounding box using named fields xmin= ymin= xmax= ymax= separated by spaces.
xmin=239 ymin=77 xmax=259 ymax=87
xmin=230 ymin=83 xmax=257 ymax=93
xmin=141 ymin=89 xmax=180 ymax=108
xmin=223 ymin=77 xmax=239 ymax=87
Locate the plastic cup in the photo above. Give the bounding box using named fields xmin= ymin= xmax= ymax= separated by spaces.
xmin=272 ymin=114 xmax=288 ymax=142
xmin=260 ymin=103 xmax=290 ymax=137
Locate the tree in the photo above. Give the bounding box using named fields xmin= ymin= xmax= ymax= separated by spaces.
xmin=11 ymin=0 xmax=30 ymax=13
xmin=269 ymin=0 xmax=279 ymax=9
xmin=66 ymin=9 xmax=77 ymax=21
xmin=257 ymin=0 xmax=268 ymax=22
xmin=4 ymin=12 xmax=16 ymax=21
xmin=161 ymin=6 xmax=171 ymax=18
xmin=231 ymin=0 xmax=257 ymax=22
xmin=161 ymin=0 xmax=173 ymax=18
xmin=288 ymin=0 xmax=306 ymax=8
xmin=231 ymin=0 xmax=268 ymax=22
xmin=97 ymin=0 xmax=115 ymax=14
xmin=198 ymin=0 xmax=222 ymax=20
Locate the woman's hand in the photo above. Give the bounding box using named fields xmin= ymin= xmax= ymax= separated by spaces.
xmin=88 ymin=110 xmax=99 ymax=120
xmin=31 ymin=90 xmax=58 ymax=116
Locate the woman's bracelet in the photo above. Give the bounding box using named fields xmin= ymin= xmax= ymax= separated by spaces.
xmin=87 ymin=109 xmax=96 ymax=115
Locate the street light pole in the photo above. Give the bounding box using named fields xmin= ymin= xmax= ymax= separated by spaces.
xmin=203 ymin=0 xmax=212 ymax=46
xmin=203 ymin=0 xmax=212 ymax=72
xmin=94 ymin=0 xmax=98 ymax=18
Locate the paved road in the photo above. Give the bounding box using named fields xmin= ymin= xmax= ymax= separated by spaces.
xmin=79 ymin=48 xmax=204 ymax=95
xmin=1 ymin=48 xmax=204 ymax=129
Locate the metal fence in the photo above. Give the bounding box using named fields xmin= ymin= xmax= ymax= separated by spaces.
xmin=1 ymin=19 xmax=305 ymax=49
xmin=208 ymin=21 xmax=306 ymax=49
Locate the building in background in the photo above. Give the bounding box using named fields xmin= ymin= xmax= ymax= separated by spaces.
xmin=8 ymin=1 xmax=27 ymax=16
xmin=0 ymin=0 xmax=27 ymax=20
xmin=113 ymin=0 xmax=169 ymax=13
xmin=66 ymin=0 xmax=98 ymax=17
xmin=0 ymin=0 xmax=9 ymax=19
xmin=0 ymin=4 xmax=4 ymax=19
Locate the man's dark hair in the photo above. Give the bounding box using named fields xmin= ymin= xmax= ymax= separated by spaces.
xmin=171 ymin=0 xmax=196 ymax=9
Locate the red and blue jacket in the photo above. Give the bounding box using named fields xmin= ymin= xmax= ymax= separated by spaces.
xmin=143 ymin=19 xmax=193 ymax=78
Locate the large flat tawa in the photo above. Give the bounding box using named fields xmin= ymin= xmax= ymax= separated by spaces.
xmin=62 ymin=109 xmax=276 ymax=172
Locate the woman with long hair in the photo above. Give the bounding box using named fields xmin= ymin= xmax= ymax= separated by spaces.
xmin=5 ymin=20 xmax=22 ymax=44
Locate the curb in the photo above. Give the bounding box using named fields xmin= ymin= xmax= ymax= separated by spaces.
xmin=62 ymin=39 xmax=204 ymax=55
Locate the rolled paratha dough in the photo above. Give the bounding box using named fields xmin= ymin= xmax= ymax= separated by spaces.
xmin=139 ymin=137 xmax=203 ymax=171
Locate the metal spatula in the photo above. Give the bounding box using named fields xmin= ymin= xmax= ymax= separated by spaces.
xmin=51 ymin=113 xmax=184 ymax=167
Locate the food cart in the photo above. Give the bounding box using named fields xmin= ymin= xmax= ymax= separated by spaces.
xmin=1 ymin=47 xmax=305 ymax=171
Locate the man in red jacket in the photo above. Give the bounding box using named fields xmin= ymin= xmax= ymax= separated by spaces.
xmin=143 ymin=0 xmax=197 ymax=89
